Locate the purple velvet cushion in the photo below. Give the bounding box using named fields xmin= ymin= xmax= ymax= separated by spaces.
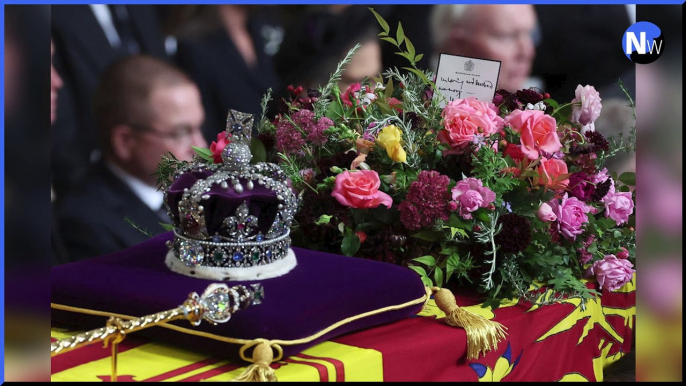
xmin=51 ymin=231 xmax=426 ymax=360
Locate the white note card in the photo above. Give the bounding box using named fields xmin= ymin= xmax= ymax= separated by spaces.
xmin=433 ymin=54 xmax=501 ymax=106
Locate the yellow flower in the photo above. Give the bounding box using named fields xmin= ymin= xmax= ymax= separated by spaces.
xmin=376 ymin=125 xmax=407 ymax=163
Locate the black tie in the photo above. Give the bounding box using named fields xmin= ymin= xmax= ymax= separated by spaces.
xmin=108 ymin=4 xmax=141 ymax=55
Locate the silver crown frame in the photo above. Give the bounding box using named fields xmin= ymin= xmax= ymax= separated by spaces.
xmin=165 ymin=110 xmax=298 ymax=270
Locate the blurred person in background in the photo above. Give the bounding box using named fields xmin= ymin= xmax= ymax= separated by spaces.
xmin=163 ymin=4 xmax=283 ymax=139
xmin=54 ymin=55 xmax=207 ymax=263
xmin=532 ymin=5 xmax=635 ymax=101
xmin=273 ymin=5 xmax=382 ymax=105
xmin=430 ymin=4 xmax=540 ymax=92
xmin=51 ymin=4 xmax=169 ymax=199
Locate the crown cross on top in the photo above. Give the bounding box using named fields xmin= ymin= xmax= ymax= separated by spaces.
xmin=225 ymin=110 xmax=254 ymax=141
xmin=221 ymin=110 xmax=255 ymax=169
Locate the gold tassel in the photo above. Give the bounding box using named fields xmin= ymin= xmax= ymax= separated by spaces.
xmin=431 ymin=287 xmax=508 ymax=361
xmin=233 ymin=341 xmax=278 ymax=382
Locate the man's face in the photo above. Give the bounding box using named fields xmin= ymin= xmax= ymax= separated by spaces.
xmin=129 ymin=83 xmax=207 ymax=185
xmin=449 ymin=5 xmax=537 ymax=92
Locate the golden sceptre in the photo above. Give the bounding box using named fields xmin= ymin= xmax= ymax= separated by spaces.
xmin=51 ymin=283 xmax=264 ymax=381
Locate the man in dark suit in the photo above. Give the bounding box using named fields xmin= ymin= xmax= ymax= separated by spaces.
xmin=54 ymin=55 xmax=207 ymax=263
xmin=51 ymin=4 xmax=169 ymax=198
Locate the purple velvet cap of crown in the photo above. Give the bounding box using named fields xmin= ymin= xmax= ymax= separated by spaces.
xmin=166 ymin=169 xmax=279 ymax=237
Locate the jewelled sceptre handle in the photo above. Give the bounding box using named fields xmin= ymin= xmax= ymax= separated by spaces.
xmin=51 ymin=283 xmax=264 ymax=357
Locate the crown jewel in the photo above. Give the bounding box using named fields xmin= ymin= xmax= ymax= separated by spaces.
xmin=164 ymin=110 xmax=298 ymax=280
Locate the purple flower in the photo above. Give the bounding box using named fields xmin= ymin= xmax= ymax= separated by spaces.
xmin=569 ymin=172 xmax=596 ymax=202
xmin=571 ymin=84 xmax=602 ymax=127
xmin=586 ymin=254 xmax=634 ymax=291
xmin=398 ymin=171 xmax=452 ymax=230
xmin=276 ymin=118 xmax=305 ymax=156
xmin=548 ymin=194 xmax=592 ymax=240
xmin=451 ymin=178 xmax=496 ymax=220
xmin=603 ymin=191 xmax=634 ymax=226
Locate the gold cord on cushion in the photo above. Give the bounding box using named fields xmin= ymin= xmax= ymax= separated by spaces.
xmin=430 ymin=287 xmax=508 ymax=360
xmin=52 ymin=291 xmax=430 ymax=382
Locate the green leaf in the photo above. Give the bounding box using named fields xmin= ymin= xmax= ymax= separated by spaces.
xmin=381 ymin=36 xmax=398 ymax=46
xmin=368 ymin=7 xmax=390 ymax=34
xmin=596 ymin=218 xmax=616 ymax=231
xmin=408 ymin=265 xmax=427 ymax=277
xmin=448 ymin=214 xmax=470 ymax=229
xmin=618 ymin=172 xmax=636 ymax=186
xmin=402 ymin=67 xmax=429 ymax=83
xmin=414 ymin=53 xmax=424 ymax=62
xmin=159 ymin=222 xmax=175 ymax=231
xmin=404 ymin=37 xmax=416 ymax=59
xmin=191 ymin=146 xmax=214 ymax=162
xmin=341 ymin=229 xmax=361 ymax=256
xmin=396 ymin=23 xmax=405 ymax=46
xmin=420 ymin=276 xmax=434 ymax=287
xmin=446 ymin=253 xmax=460 ymax=280
xmin=384 ymin=78 xmax=394 ymax=99
xmin=410 ymin=230 xmax=442 ymax=242
xmin=325 ymin=99 xmax=345 ymax=120
xmin=543 ymin=98 xmax=558 ymax=109
xmin=412 ymin=255 xmax=436 ymax=266
xmin=315 ymin=214 xmax=333 ymax=225
xmin=450 ymin=227 xmax=468 ymax=239
xmin=250 ymin=137 xmax=266 ymax=163
xmin=434 ymin=266 xmax=444 ymax=288
xmin=587 ymin=241 xmax=598 ymax=254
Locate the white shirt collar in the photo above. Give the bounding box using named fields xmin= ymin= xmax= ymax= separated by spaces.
xmin=106 ymin=161 xmax=164 ymax=212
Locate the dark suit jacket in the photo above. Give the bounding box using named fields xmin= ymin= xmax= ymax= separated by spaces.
xmin=174 ymin=25 xmax=281 ymax=141
xmin=54 ymin=161 xmax=168 ymax=263
xmin=51 ymin=5 xmax=168 ymax=197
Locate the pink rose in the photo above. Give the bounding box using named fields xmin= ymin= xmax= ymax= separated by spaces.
xmin=331 ymin=170 xmax=393 ymax=209
xmin=616 ymin=247 xmax=630 ymax=260
xmin=341 ymin=83 xmax=362 ymax=107
xmin=451 ymin=177 xmax=496 ymax=219
xmin=209 ymin=132 xmax=231 ymax=164
xmin=535 ymin=158 xmax=570 ymax=191
xmin=603 ymin=191 xmax=634 ymax=225
xmin=505 ymin=109 xmax=562 ymax=160
xmin=548 ymin=194 xmax=591 ymax=240
xmin=588 ymin=254 xmax=634 ymax=291
xmin=537 ymin=202 xmax=557 ymax=222
xmin=571 ymin=84 xmax=602 ymax=127
xmin=438 ymin=97 xmax=504 ymax=155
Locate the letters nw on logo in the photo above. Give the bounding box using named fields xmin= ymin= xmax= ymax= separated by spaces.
xmin=622 ymin=21 xmax=664 ymax=64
